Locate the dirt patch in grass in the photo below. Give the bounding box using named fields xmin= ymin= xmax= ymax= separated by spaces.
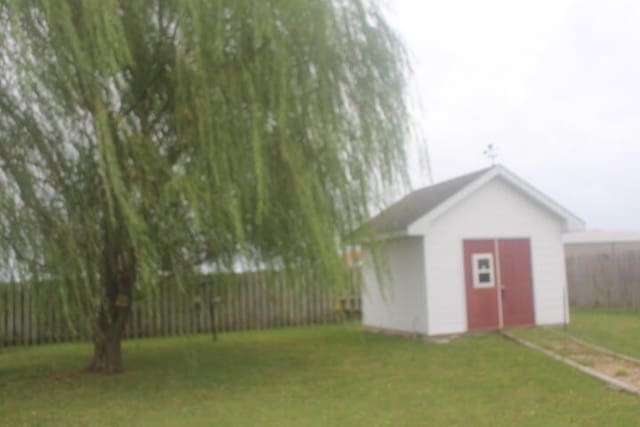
xmin=515 ymin=328 xmax=640 ymax=391
xmin=572 ymin=353 xmax=640 ymax=388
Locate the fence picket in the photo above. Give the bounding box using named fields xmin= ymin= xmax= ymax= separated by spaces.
xmin=0 ymin=287 xmax=6 ymax=346
xmin=0 ymin=272 xmax=361 ymax=347
xmin=567 ymin=249 xmax=640 ymax=308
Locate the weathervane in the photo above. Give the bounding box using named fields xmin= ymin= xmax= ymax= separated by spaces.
xmin=483 ymin=144 xmax=498 ymax=166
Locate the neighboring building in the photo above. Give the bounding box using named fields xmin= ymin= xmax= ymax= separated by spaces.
xmin=564 ymin=231 xmax=640 ymax=257
xmin=362 ymin=165 xmax=585 ymax=337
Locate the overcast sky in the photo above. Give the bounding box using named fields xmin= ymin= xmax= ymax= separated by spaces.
xmin=387 ymin=0 xmax=640 ymax=230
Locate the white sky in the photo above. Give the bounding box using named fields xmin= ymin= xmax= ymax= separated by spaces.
xmin=387 ymin=0 xmax=640 ymax=230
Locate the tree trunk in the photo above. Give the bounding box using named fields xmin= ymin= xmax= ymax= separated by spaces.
xmin=88 ymin=332 xmax=124 ymax=374
xmin=91 ymin=223 xmax=136 ymax=373
xmin=87 ymin=305 xmax=130 ymax=374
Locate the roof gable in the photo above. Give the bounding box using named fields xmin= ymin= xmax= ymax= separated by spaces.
xmin=368 ymin=168 xmax=490 ymax=234
xmin=368 ymin=165 xmax=585 ymax=236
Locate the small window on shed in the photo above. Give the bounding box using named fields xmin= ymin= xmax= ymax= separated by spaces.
xmin=472 ymin=253 xmax=494 ymax=289
xmin=478 ymin=259 xmax=490 ymax=269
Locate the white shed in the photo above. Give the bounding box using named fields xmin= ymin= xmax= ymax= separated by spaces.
xmin=362 ymin=165 xmax=585 ymax=337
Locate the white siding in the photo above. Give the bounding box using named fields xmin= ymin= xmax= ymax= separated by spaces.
xmin=412 ymin=177 xmax=568 ymax=335
xmin=362 ymin=237 xmax=428 ymax=334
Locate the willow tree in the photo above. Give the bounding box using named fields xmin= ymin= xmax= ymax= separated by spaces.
xmin=0 ymin=0 xmax=409 ymax=373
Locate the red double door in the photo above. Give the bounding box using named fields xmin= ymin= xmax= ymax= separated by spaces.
xmin=463 ymin=239 xmax=535 ymax=331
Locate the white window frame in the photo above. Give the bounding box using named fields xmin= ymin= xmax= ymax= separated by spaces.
xmin=472 ymin=253 xmax=495 ymax=289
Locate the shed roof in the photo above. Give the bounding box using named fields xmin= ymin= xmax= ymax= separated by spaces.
xmin=367 ymin=165 xmax=585 ymax=236
xmin=368 ymin=167 xmax=490 ymax=234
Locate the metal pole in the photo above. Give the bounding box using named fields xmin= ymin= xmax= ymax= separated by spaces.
xmin=209 ymin=297 xmax=220 ymax=341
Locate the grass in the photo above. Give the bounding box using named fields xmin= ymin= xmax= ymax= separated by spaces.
xmin=568 ymin=308 xmax=640 ymax=358
xmin=1 ymin=322 xmax=640 ymax=426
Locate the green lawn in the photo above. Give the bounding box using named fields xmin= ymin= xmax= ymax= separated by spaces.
xmin=1 ymin=321 xmax=640 ymax=426
xmin=568 ymin=308 xmax=640 ymax=358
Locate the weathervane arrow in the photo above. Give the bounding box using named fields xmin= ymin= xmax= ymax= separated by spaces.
xmin=483 ymin=144 xmax=498 ymax=166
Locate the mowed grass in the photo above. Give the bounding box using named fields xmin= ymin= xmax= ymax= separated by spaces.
xmin=569 ymin=307 xmax=640 ymax=358
xmin=1 ymin=323 xmax=640 ymax=426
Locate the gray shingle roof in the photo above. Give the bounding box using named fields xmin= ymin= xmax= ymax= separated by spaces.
xmin=368 ymin=167 xmax=492 ymax=234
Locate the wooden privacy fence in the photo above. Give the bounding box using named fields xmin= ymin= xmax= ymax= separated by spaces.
xmin=0 ymin=272 xmax=361 ymax=347
xmin=566 ymin=248 xmax=640 ymax=308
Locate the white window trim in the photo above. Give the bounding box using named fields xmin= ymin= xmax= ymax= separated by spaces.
xmin=472 ymin=253 xmax=495 ymax=289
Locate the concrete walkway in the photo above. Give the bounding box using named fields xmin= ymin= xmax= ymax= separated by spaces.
xmin=503 ymin=328 xmax=640 ymax=396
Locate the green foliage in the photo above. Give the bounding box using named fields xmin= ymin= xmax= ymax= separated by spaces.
xmin=0 ymin=1 xmax=409 ymax=326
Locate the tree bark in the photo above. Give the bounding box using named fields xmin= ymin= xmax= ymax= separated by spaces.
xmin=90 ymin=208 xmax=137 ymax=373
xmin=87 ymin=295 xmax=131 ymax=374
xmin=88 ymin=331 xmax=124 ymax=374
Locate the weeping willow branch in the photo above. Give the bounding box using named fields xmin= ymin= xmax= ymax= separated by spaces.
xmin=0 ymin=0 xmax=411 ymax=372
